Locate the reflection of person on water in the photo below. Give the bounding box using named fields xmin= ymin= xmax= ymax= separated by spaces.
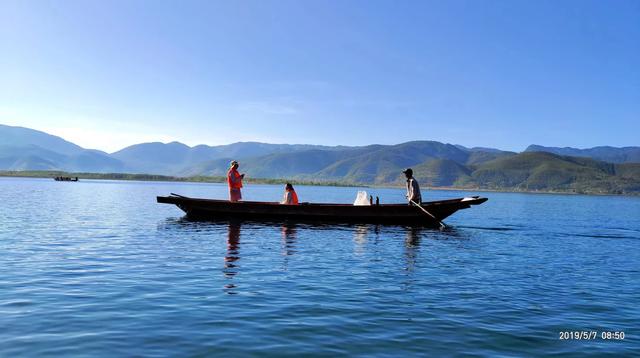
xmin=281 ymin=224 xmax=297 ymax=257
xmin=404 ymin=227 xmax=422 ymax=274
xmin=403 ymin=168 xmax=422 ymax=204
xmin=227 ymin=161 xmax=245 ymax=202
xmin=280 ymin=183 xmax=299 ymax=205
xmin=225 ymin=224 xmax=241 ymax=273
xmin=224 ymin=223 xmax=241 ymax=293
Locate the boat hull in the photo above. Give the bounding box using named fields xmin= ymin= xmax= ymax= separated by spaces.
xmin=157 ymin=195 xmax=488 ymax=226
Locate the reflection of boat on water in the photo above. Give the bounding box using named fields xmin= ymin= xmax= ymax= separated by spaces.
xmin=54 ymin=176 xmax=78 ymax=182
xmin=157 ymin=218 xmax=468 ymax=294
xmin=157 ymin=194 xmax=488 ymax=227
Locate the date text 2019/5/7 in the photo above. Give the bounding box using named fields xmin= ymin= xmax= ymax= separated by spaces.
xmin=559 ymin=331 xmax=625 ymax=340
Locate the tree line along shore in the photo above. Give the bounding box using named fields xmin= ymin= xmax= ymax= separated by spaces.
xmin=0 ymin=170 xmax=361 ymax=187
xmin=2 ymin=170 xmax=638 ymax=197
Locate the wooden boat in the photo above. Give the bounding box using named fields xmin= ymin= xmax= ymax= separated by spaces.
xmin=157 ymin=194 xmax=488 ymax=226
xmin=54 ymin=176 xmax=79 ymax=182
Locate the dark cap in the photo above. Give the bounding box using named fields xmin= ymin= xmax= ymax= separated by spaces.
xmin=402 ymin=168 xmax=413 ymax=175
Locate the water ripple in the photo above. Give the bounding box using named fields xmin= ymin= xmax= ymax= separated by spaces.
xmin=0 ymin=178 xmax=638 ymax=356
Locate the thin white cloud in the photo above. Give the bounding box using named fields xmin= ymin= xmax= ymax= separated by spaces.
xmin=224 ymin=80 xmax=332 ymax=92
xmin=236 ymin=101 xmax=298 ymax=115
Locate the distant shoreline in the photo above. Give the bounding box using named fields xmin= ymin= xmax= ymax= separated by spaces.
xmin=421 ymin=185 xmax=637 ymax=197
xmin=2 ymin=170 xmax=638 ymax=197
xmin=0 ymin=170 xmax=364 ymax=188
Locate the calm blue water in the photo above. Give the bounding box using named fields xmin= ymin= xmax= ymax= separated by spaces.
xmin=1 ymin=177 xmax=639 ymax=357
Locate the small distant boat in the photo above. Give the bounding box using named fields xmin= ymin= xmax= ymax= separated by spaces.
xmin=157 ymin=194 xmax=488 ymax=226
xmin=54 ymin=176 xmax=79 ymax=182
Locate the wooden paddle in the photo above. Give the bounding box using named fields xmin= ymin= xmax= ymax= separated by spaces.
xmin=410 ymin=199 xmax=447 ymax=229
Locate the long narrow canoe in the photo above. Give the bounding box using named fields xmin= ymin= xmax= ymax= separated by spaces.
xmin=157 ymin=194 xmax=488 ymax=226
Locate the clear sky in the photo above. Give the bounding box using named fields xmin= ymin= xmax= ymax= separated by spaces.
xmin=1 ymin=0 xmax=638 ymax=153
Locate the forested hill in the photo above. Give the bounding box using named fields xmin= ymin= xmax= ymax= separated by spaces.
xmin=1 ymin=124 xmax=639 ymax=195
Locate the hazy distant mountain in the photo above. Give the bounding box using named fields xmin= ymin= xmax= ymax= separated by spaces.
xmin=203 ymin=141 xmax=338 ymax=158
xmin=525 ymin=145 xmax=640 ymax=164
xmin=174 ymin=143 xmax=640 ymax=194
xmin=465 ymin=150 xmax=516 ymax=166
xmin=0 ymin=125 xmax=124 ymax=172
xmin=1 ymin=124 xmax=639 ymax=194
xmin=111 ymin=141 xmax=197 ymax=174
xmin=180 ymin=145 xmax=383 ymax=178
xmin=455 ymin=144 xmax=507 ymax=154
xmin=112 ymin=141 xmax=338 ymax=175
xmin=0 ymin=145 xmax=62 ymax=170
xmin=183 ymin=141 xmax=482 ymax=183
xmin=312 ymin=141 xmax=470 ymax=184
xmin=0 ymin=124 xmax=86 ymax=155
xmin=453 ymin=145 xmax=517 ymax=165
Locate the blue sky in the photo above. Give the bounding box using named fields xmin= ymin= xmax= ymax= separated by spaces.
xmin=1 ymin=0 xmax=638 ymax=152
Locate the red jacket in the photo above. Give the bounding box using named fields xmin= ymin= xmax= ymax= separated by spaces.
xmin=282 ymin=189 xmax=299 ymax=205
xmin=227 ymin=168 xmax=243 ymax=189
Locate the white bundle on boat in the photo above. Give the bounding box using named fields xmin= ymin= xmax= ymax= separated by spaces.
xmin=353 ymin=191 xmax=371 ymax=206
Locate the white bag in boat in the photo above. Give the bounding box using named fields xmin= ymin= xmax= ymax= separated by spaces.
xmin=353 ymin=191 xmax=371 ymax=206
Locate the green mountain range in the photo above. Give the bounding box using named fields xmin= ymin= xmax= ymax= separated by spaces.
xmin=525 ymin=145 xmax=640 ymax=163
xmin=1 ymin=124 xmax=639 ymax=195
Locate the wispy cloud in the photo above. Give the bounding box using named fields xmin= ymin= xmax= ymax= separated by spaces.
xmin=224 ymin=80 xmax=332 ymax=92
xmin=236 ymin=100 xmax=299 ymax=115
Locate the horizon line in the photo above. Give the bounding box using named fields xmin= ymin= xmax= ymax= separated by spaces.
xmin=1 ymin=123 xmax=637 ymax=154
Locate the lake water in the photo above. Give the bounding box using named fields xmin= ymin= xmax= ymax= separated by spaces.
xmin=1 ymin=177 xmax=639 ymax=357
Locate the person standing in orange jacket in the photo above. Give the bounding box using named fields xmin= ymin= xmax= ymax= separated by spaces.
xmin=227 ymin=160 xmax=245 ymax=202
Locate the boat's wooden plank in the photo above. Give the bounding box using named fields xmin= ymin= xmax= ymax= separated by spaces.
xmin=156 ymin=195 xmax=488 ymax=226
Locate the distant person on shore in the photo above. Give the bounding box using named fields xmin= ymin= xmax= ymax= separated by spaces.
xmin=403 ymin=168 xmax=422 ymax=204
xmin=280 ymin=183 xmax=299 ymax=205
xmin=227 ymin=160 xmax=245 ymax=202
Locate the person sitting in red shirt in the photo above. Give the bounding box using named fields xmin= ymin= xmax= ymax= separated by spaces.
xmin=280 ymin=183 xmax=299 ymax=205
